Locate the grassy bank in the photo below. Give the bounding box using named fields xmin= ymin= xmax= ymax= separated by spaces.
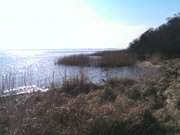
xmin=1 ymin=59 xmax=180 ymax=135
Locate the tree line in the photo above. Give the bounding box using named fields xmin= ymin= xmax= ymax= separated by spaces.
xmin=128 ymin=13 xmax=180 ymax=60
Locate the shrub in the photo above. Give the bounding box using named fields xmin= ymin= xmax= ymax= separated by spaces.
xmin=88 ymin=118 xmax=127 ymax=135
xmin=88 ymin=110 xmax=165 ymax=135
xmin=126 ymin=89 xmax=142 ymax=101
xmin=105 ymin=77 xmax=137 ymax=88
xmin=100 ymin=88 xmax=117 ymax=102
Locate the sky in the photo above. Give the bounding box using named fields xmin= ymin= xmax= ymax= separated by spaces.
xmin=0 ymin=0 xmax=180 ymax=50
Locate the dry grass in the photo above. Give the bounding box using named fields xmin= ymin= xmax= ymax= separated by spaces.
xmin=57 ymin=54 xmax=90 ymax=66
xmin=1 ymin=60 xmax=180 ymax=135
xmin=0 ymin=87 xmax=166 ymax=135
xmin=57 ymin=51 xmax=137 ymax=67
xmin=99 ymin=51 xmax=137 ymax=67
xmin=61 ymin=69 xmax=97 ymax=96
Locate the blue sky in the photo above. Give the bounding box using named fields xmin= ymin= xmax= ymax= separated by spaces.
xmin=0 ymin=0 xmax=179 ymax=49
xmin=86 ymin=0 xmax=180 ymax=26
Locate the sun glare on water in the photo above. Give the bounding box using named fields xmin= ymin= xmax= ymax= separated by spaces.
xmin=6 ymin=50 xmax=45 ymax=57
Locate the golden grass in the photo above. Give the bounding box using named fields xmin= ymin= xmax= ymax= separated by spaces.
xmin=57 ymin=54 xmax=90 ymax=66
xmin=57 ymin=51 xmax=137 ymax=67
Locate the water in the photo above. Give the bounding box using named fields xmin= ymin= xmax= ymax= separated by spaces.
xmin=0 ymin=49 xmax=142 ymax=94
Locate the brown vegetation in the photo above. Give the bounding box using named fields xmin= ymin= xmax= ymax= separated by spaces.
xmin=1 ymin=13 xmax=180 ymax=135
xmin=1 ymin=59 xmax=180 ymax=134
xmin=99 ymin=51 xmax=137 ymax=67
xmin=57 ymin=51 xmax=137 ymax=67
xmin=57 ymin=54 xmax=90 ymax=66
xmin=0 ymin=83 xmax=165 ymax=135
xmin=61 ymin=69 xmax=98 ymax=96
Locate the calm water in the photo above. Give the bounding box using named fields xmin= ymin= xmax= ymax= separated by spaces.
xmin=0 ymin=49 xmax=142 ymax=92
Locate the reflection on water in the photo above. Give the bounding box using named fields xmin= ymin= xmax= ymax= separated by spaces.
xmin=0 ymin=49 xmax=143 ymax=93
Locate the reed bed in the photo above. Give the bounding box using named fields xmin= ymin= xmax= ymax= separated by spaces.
xmin=57 ymin=54 xmax=91 ymax=66
xmin=57 ymin=51 xmax=137 ymax=67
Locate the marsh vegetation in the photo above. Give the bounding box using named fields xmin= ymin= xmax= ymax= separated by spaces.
xmin=1 ymin=14 xmax=180 ymax=135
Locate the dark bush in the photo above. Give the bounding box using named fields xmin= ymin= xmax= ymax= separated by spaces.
xmin=89 ymin=111 xmax=166 ymax=135
xmin=128 ymin=13 xmax=180 ymax=59
xmin=89 ymin=118 xmax=127 ymax=135
xmin=100 ymin=88 xmax=117 ymax=102
xmin=105 ymin=78 xmax=137 ymax=88
xmin=126 ymin=89 xmax=142 ymax=101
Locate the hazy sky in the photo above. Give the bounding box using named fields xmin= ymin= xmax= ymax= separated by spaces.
xmin=0 ymin=0 xmax=180 ymax=49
